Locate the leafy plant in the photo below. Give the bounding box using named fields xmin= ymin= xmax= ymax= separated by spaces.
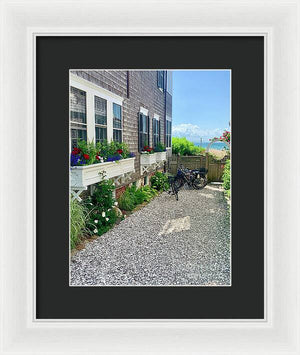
xmin=140 ymin=185 xmax=158 ymax=201
xmin=70 ymin=199 xmax=90 ymax=249
xmin=77 ymin=140 xmax=98 ymax=165
xmin=84 ymin=178 xmax=118 ymax=236
xmin=222 ymin=159 xmax=230 ymax=194
xmin=71 ymin=140 xmax=134 ymax=166
xmin=172 ymin=137 xmax=205 ymax=156
xmin=154 ymin=142 xmax=166 ymax=152
xmin=117 ymin=188 xmax=136 ymax=211
xmin=117 ymin=185 xmax=158 ymax=211
xmin=150 ymin=171 xmax=169 ymax=191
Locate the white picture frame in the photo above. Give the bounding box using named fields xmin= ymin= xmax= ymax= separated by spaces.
xmin=0 ymin=0 xmax=299 ymax=353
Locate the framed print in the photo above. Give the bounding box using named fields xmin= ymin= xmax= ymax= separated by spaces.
xmin=1 ymin=0 xmax=299 ymax=354
xmin=36 ymin=36 xmax=263 ymax=319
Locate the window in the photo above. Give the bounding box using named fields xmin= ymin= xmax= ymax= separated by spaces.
xmin=166 ymin=120 xmax=172 ymax=147
xmin=157 ymin=71 xmax=164 ymax=90
xmin=113 ymin=103 xmax=122 ymax=142
xmin=153 ymin=117 xmax=160 ymax=148
xmin=95 ymin=96 xmax=107 ymax=143
xmin=166 ymin=71 xmax=173 ymax=95
xmin=139 ymin=112 xmax=149 ymax=151
xmin=70 ymin=86 xmax=87 ymax=147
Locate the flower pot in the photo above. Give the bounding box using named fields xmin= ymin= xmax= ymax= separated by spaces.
xmin=140 ymin=153 xmax=157 ymax=165
xmin=155 ymin=151 xmax=167 ymax=162
xmin=70 ymin=157 xmax=135 ymax=189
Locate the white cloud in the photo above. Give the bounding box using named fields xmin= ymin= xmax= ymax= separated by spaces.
xmin=172 ymin=123 xmax=227 ymax=142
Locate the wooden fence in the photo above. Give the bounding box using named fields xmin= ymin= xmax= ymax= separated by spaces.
xmin=168 ymin=154 xmax=229 ymax=182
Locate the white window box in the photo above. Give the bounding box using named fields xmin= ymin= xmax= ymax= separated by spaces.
xmin=140 ymin=153 xmax=157 ymax=165
xmin=71 ymin=157 xmax=135 ymax=189
xmin=155 ymin=151 xmax=167 ymax=162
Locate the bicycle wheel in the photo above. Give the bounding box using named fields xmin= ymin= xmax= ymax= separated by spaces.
xmin=174 ymin=176 xmax=184 ymax=190
xmin=192 ymin=176 xmax=207 ymax=189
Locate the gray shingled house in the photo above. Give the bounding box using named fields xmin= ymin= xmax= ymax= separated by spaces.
xmin=70 ymin=70 xmax=172 ymax=199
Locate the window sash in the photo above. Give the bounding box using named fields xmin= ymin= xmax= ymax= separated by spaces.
xmin=95 ymin=126 xmax=107 ymax=143
xmin=95 ymin=96 xmax=107 ymax=125
xmin=157 ymin=71 xmax=164 ymax=90
xmin=71 ymin=126 xmax=87 ymax=148
xmin=70 ymin=86 xmax=86 ymax=124
xmin=113 ymin=129 xmax=122 ymax=143
xmin=153 ymin=118 xmax=160 ymax=148
xmin=113 ymin=103 xmax=122 ymax=129
xmin=139 ymin=113 xmax=149 ymax=151
xmin=166 ymin=120 xmax=172 ymax=147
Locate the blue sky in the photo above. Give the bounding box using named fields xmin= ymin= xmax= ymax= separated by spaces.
xmin=172 ymin=70 xmax=231 ymax=143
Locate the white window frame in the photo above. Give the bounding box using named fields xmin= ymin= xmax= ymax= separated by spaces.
xmin=70 ymin=73 xmax=124 ymax=145
xmin=166 ymin=115 xmax=172 ymax=148
xmin=140 ymin=106 xmax=149 ymax=116
xmin=69 ymin=86 xmax=88 ymax=147
xmin=153 ymin=114 xmax=160 ymax=147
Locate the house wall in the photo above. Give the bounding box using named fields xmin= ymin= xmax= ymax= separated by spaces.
xmin=70 ymin=70 xmax=168 ymax=186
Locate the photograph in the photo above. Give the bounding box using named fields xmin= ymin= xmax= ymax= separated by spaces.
xmin=69 ymin=69 xmax=231 ymax=286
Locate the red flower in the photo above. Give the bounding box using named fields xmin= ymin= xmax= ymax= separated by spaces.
xmin=72 ymin=147 xmax=81 ymax=155
xmin=116 ymin=149 xmax=123 ymax=154
xmin=96 ymin=155 xmax=100 ymax=161
xmin=83 ymin=154 xmax=90 ymax=160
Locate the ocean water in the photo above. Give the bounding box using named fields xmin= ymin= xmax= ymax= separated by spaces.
xmin=195 ymin=142 xmax=228 ymax=151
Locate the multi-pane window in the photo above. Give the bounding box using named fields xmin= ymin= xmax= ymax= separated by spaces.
xmin=157 ymin=71 xmax=164 ymax=90
xmin=139 ymin=112 xmax=149 ymax=151
xmin=113 ymin=103 xmax=122 ymax=142
xmin=153 ymin=118 xmax=160 ymax=148
xmin=95 ymin=96 xmax=107 ymax=143
xmin=166 ymin=120 xmax=172 ymax=147
xmin=70 ymin=86 xmax=87 ymax=148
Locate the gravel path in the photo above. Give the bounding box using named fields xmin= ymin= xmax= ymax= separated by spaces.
xmin=70 ymin=185 xmax=231 ymax=286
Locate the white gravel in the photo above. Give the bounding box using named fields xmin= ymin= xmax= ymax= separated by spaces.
xmin=70 ymin=185 xmax=231 ymax=286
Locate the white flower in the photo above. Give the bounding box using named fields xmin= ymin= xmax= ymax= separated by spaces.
xmin=93 ymin=228 xmax=98 ymax=233
xmin=102 ymin=211 xmax=105 ymax=217
xmin=89 ymin=203 xmax=93 ymax=206
xmin=94 ymin=220 xmax=98 ymax=224
xmin=124 ymin=215 xmax=126 ymax=218
xmin=105 ymin=217 xmax=109 ymax=221
xmin=114 ymin=202 xmax=118 ymax=206
xmin=108 ymin=208 xmax=111 ymax=211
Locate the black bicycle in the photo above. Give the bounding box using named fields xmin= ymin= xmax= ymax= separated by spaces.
xmin=168 ymin=166 xmax=208 ymax=200
xmin=168 ymin=175 xmax=180 ymax=200
xmin=174 ymin=166 xmax=208 ymax=190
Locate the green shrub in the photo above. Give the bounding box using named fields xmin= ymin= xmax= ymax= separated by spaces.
xmin=150 ymin=172 xmax=169 ymax=191
xmin=172 ymin=137 xmax=205 ymax=156
xmin=85 ymin=178 xmax=118 ymax=236
xmin=140 ymin=185 xmax=158 ymax=201
xmin=118 ymin=188 xmax=136 ymax=211
xmin=133 ymin=187 xmax=147 ymax=204
xmin=117 ymin=184 xmax=158 ymax=211
xmin=222 ymin=159 xmax=230 ymax=191
xmin=70 ymin=199 xmax=90 ymax=249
